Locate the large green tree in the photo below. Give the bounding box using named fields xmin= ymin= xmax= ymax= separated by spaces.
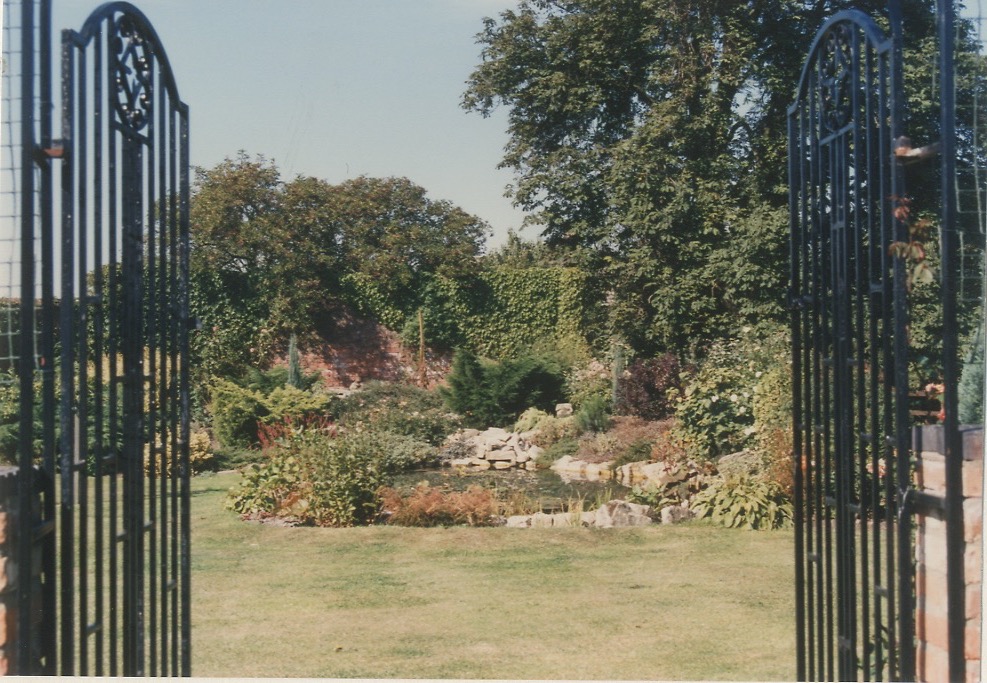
xmin=189 ymin=154 xmax=490 ymax=376
xmin=463 ymin=0 xmax=938 ymax=356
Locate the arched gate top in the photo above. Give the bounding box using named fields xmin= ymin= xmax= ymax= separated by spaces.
xmin=65 ymin=1 xmax=187 ymax=135
xmin=789 ymin=9 xmax=892 ymax=115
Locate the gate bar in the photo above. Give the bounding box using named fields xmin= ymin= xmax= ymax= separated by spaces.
xmin=936 ymin=1 xmax=965 ymax=681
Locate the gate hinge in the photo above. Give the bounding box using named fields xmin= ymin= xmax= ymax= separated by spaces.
xmin=40 ymin=140 xmax=66 ymax=159
xmin=894 ymin=136 xmax=940 ymax=165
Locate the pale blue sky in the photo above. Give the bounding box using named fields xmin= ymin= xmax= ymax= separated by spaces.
xmin=52 ymin=0 xmax=528 ymax=249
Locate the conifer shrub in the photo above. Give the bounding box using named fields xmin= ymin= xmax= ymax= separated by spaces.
xmin=574 ymin=394 xmax=611 ymax=433
xmin=441 ymin=349 xmax=566 ymax=428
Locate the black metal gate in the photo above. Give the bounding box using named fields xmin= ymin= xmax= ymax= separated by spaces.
xmin=788 ymin=9 xmax=915 ymax=681
xmin=4 ymin=0 xmax=191 ymax=675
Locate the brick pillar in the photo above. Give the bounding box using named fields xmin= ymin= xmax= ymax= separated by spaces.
xmin=915 ymin=426 xmax=984 ymax=683
xmin=0 ymin=467 xmax=16 ymax=676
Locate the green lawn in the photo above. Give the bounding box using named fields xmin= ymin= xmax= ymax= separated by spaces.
xmin=191 ymin=471 xmax=797 ymax=680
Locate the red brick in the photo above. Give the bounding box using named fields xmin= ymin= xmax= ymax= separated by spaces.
xmin=918 ymin=455 xmax=948 ymax=494
xmin=917 ymin=641 xmax=950 ymax=683
xmin=0 ymin=604 xmax=6 ymax=646
xmin=966 ymin=582 xmax=981 ymax=620
xmin=966 ymin=660 xmax=981 ymax=683
xmin=916 ymin=564 xmax=950 ymax=615
xmin=917 ymin=609 xmax=952 ymax=651
xmin=962 ymin=458 xmax=983 ymax=498
xmin=966 ymin=544 xmax=983 ymax=579
xmin=965 ymin=618 xmax=981 ymax=660
xmin=964 ymin=498 xmax=983 ymax=543
xmin=918 ymin=522 xmax=950 ymax=575
xmin=0 ymin=512 xmax=8 ymax=546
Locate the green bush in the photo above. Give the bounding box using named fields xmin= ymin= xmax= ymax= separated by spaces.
xmin=211 ymin=379 xmax=270 ymax=450
xmin=514 ymin=407 xmax=552 ymax=432
xmin=565 ymin=358 xmax=612 ymax=410
xmin=239 ymin=364 xmax=320 ymax=394
xmin=211 ymin=379 xmax=336 ymax=450
xmin=336 ymin=381 xmax=460 ymax=446
xmin=536 ymin=436 xmax=579 ymax=468
xmin=674 ymin=336 xmax=763 ymax=459
xmin=690 ymin=474 xmax=793 ymax=530
xmin=529 ymin=414 xmax=578 ymax=448
xmin=263 ymin=386 xmax=335 ymax=425
xmin=574 ymin=394 xmax=611 ymax=433
xmin=442 ymin=349 xmax=567 ymax=428
xmin=227 ymin=428 xmax=434 ymax=527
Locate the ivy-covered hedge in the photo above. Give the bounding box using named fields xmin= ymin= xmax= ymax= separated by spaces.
xmin=400 ymin=266 xmax=597 ymax=360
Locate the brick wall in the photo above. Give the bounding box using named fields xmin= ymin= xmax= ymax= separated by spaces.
xmin=0 ymin=467 xmax=16 ymax=676
xmin=914 ymin=426 xmax=984 ymax=683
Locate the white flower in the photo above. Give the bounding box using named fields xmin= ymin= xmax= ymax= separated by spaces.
xmin=729 ymin=394 xmax=739 ymax=402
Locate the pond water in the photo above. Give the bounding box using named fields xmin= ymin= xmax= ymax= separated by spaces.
xmin=389 ymin=466 xmax=632 ymax=513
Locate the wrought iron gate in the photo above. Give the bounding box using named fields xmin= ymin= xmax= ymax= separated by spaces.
xmin=3 ymin=0 xmax=191 ymax=675
xmin=788 ymin=9 xmax=915 ymax=681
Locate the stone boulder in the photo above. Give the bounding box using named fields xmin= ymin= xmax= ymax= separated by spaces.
xmin=593 ymin=500 xmax=654 ymax=528
xmin=660 ymin=505 xmax=697 ymax=525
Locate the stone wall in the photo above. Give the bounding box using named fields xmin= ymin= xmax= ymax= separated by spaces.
xmin=914 ymin=426 xmax=984 ymax=683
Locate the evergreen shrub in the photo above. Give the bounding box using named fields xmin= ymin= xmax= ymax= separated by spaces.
xmin=442 ymin=349 xmax=566 ymax=429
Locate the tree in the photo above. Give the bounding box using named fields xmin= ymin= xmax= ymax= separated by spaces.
xmin=330 ymin=176 xmax=490 ymax=319
xmin=189 ymin=154 xmax=491 ymax=376
xmin=463 ymin=0 xmax=939 ymax=356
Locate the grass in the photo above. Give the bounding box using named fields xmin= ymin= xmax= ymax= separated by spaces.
xmin=191 ymin=471 xmax=797 ymax=680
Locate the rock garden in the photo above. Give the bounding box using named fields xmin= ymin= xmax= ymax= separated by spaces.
xmin=208 ymin=326 xmax=796 ymax=533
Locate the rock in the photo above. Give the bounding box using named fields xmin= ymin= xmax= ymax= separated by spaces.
xmin=452 ymin=428 xmax=481 ymax=442
xmin=552 ymin=512 xmax=579 ymax=527
xmin=555 ymin=403 xmax=574 ymax=418
xmin=485 ymin=427 xmax=512 ymax=443
xmin=661 ymin=505 xmax=697 ymax=525
xmin=594 ymin=500 xmax=654 ymax=528
xmin=515 ymin=452 xmax=531 ymax=463
xmin=582 ymin=463 xmax=613 ymax=481
xmin=640 ymin=462 xmax=687 ymax=487
xmin=349 ymin=380 xmax=363 ymax=390
xmin=469 ymin=458 xmax=491 ymax=470
xmin=524 ymin=461 xmax=539 ymax=471
xmin=530 ymin=512 xmax=555 ymax=528
xmin=448 ymin=458 xmax=473 ymax=468
xmin=485 ymin=450 xmax=516 ymax=462
xmin=492 ymin=461 xmax=513 ymax=470
xmin=506 ymin=515 xmax=532 ymax=528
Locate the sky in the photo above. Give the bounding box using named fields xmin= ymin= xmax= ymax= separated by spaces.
xmin=50 ymin=0 xmax=530 ymax=250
